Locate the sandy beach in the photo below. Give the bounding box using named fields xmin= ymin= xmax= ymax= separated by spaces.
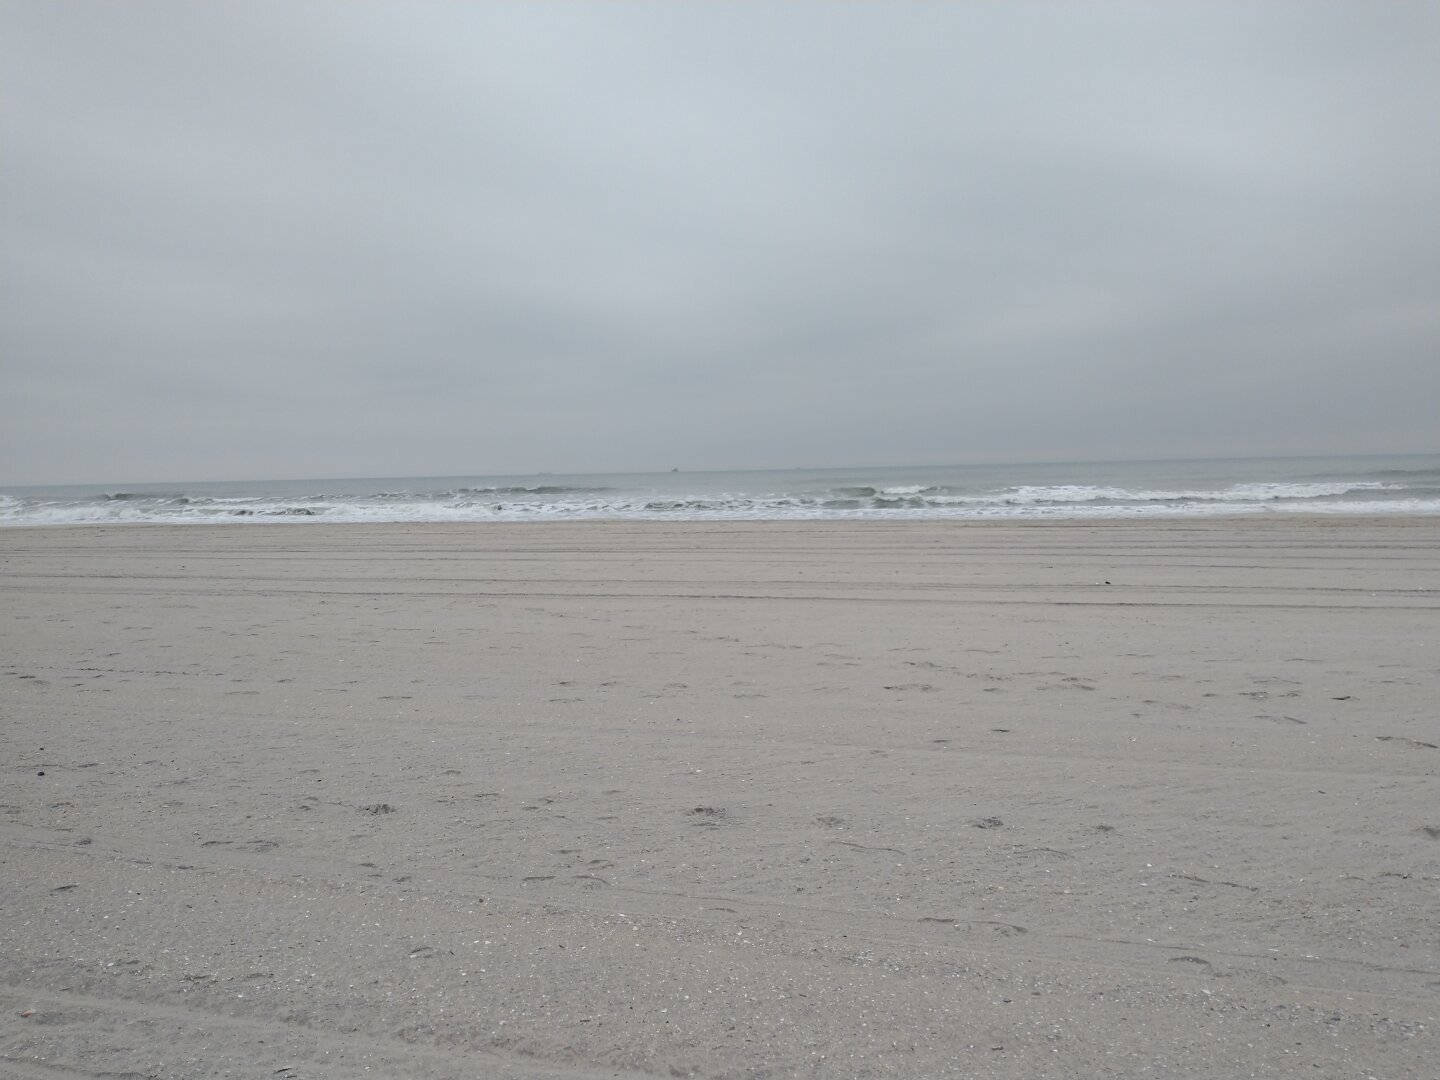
xmin=2 ymin=518 xmax=1436 ymax=1079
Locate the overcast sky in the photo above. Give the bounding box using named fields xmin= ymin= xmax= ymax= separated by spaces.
xmin=2 ymin=2 xmax=1437 ymax=485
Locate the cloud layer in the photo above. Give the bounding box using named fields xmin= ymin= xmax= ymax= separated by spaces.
xmin=3 ymin=2 xmax=1437 ymax=484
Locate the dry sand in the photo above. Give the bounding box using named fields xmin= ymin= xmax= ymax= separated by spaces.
xmin=1 ymin=518 xmax=1437 ymax=1079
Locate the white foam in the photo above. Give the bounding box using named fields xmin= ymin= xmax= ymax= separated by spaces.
xmin=878 ymin=485 xmax=928 ymax=496
xmin=0 ymin=476 xmax=1431 ymax=526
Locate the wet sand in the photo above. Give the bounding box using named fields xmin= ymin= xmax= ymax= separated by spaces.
xmin=2 ymin=518 xmax=1437 ymax=1078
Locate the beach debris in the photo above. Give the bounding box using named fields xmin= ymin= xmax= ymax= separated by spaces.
xmin=1171 ymin=872 xmax=1258 ymax=892
xmin=831 ymin=839 xmax=904 ymax=854
xmin=360 ymin=802 xmax=397 ymax=814
xmin=971 ymin=816 xmax=1004 ymax=829
xmin=1375 ymin=736 xmax=1437 ymax=750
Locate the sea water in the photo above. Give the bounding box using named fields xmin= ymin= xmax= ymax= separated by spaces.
xmin=2 ymin=454 xmax=1438 ymax=526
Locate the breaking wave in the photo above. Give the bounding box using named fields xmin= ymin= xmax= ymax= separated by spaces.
xmin=3 ymin=467 xmax=1437 ymax=526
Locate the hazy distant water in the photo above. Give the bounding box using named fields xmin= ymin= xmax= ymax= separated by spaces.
xmin=3 ymin=455 xmax=1439 ymax=527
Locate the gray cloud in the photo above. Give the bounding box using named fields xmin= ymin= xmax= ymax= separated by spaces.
xmin=2 ymin=1 xmax=1437 ymax=483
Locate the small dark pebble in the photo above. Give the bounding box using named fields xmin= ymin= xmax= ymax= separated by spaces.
xmin=37 ymin=771 xmax=44 ymax=777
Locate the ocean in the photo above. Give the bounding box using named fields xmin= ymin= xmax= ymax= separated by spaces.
xmin=2 ymin=454 xmax=1438 ymax=527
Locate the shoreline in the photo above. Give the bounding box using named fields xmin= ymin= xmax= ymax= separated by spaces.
xmin=3 ymin=517 xmax=1436 ymax=1077
xmin=8 ymin=512 xmax=1440 ymax=535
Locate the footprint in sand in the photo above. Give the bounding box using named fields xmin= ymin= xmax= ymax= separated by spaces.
xmin=688 ymin=806 xmax=729 ymax=826
xmin=1169 ymin=956 xmax=1213 ymax=970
